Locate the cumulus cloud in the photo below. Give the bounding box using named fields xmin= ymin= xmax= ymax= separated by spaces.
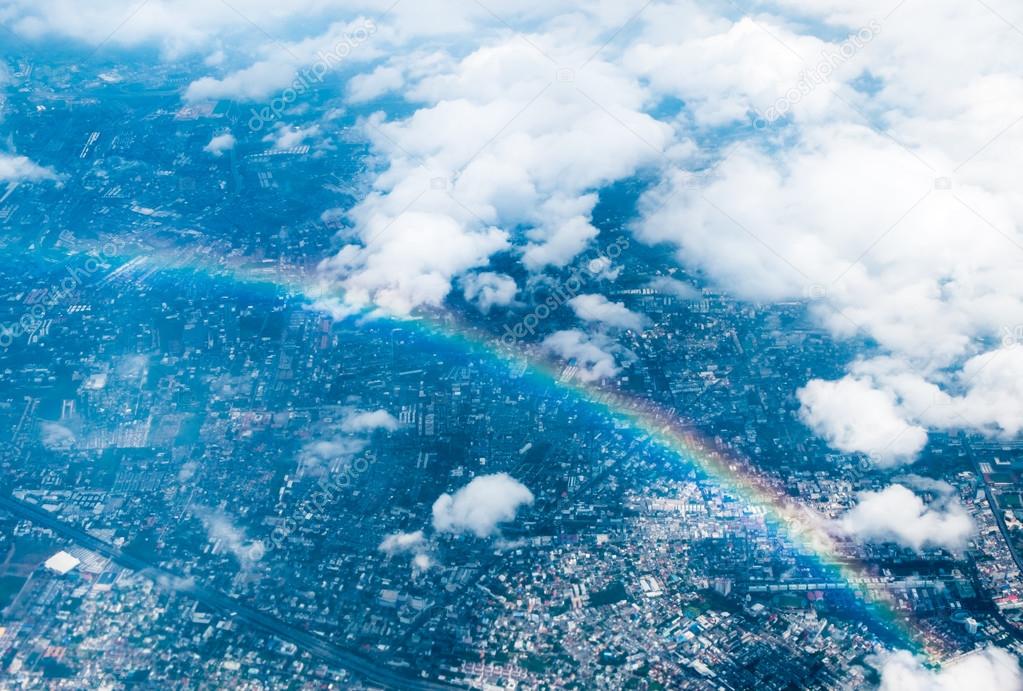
xmin=179 ymin=3 xmax=592 ymax=101
xmin=296 ymin=410 xmax=392 ymax=475
xmin=203 ymin=132 xmax=235 ymax=156
xmin=542 ymin=329 xmax=621 ymax=382
xmin=34 ymin=2 xmax=667 ymax=321
xmin=412 ymin=552 xmax=434 ymax=570
xmin=918 ymin=346 xmax=1023 ymax=439
xmin=432 ymin=473 xmax=534 ymax=538
xmin=348 ymin=63 xmax=404 ymax=103
xmin=875 ymin=646 xmax=1023 ymax=691
xmin=19 ymin=0 xmax=1023 ymax=463
xmin=263 ymin=123 xmax=321 ymax=149
xmin=298 ymin=436 xmax=367 ymax=475
xmin=0 ymin=153 xmax=58 ymax=183
xmin=152 ymin=573 xmax=197 ymax=593
xmin=801 ymin=346 xmax=1023 ymax=465
xmin=461 ymin=271 xmax=518 ymax=313
xmin=83 ymin=372 xmax=108 ymax=390
xmin=647 ymin=276 xmax=700 ymax=300
xmin=636 ymin=126 xmax=1023 ymax=372
xmin=116 ymin=354 xmax=149 ymax=380
xmin=186 ymin=60 xmax=301 ymax=103
xmin=193 ymin=507 xmax=264 ymax=564
xmin=177 ymin=460 xmax=199 ymax=483
xmin=378 ymin=530 xmax=434 ymax=570
xmin=628 ymin=0 xmax=1023 ymax=458
xmin=798 ymin=376 xmax=928 ymax=466
xmin=2 ymin=0 xmax=374 ymax=57
xmin=319 ymin=211 xmax=510 ymax=317
xmin=182 ymin=3 xmax=629 ymax=103
xmin=625 ymin=15 xmax=846 ymax=127
xmin=568 ymin=294 xmax=648 ymax=331
xmin=4 ymin=0 xmax=653 ymax=58
xmin=340 ymin=408 xmax=398 ymax=433
xmin=40 ymin=421 xmax=75 ymax=450
xmin=379 ymin=530 xmax=426 ymax=554
xmin=893 ymin=474 xmax=956 ymax=497
xmin=316 ymin=21 xmax=672 ymax=316
xmin=834 ymin=484 xmax=975 ymax=553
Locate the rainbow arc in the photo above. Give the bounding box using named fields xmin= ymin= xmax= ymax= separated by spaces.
xmin=90 ymin=248 xmax=935 ymax=655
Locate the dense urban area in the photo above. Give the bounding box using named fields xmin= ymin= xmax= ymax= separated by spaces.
xmin=1 ymin=10 xmax=1022 ymax=690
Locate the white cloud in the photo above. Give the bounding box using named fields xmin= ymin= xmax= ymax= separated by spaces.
xmin=18 ymin=0 xmax=1023 ymax=461
xmin=193 ymin=507 xmax=263 ymax=564
xmin=542 ymin=329 xmax=621 ymax=382
xmin=893 ymin=474 xmax=956 ymax=497
xmin=115 ymin=354 xmax=149 ymax=380
xmin=203 ymin=49 xmax=226 ymax=67
xmin=153 ymin=573 xmax=197 ymax=593
xmin=625 ymin=16 xmax=845 ymax=127
xmin=83 ymin=372 xmax=108 ymax=390
xmin=875 ymin=646 xmax=1023 ymax=691
xmin=186 ymin=60 xmax=300 ymax=103
xmin=14 ymin=2 xmax=669 ymax=321
xmin=184 ymin=16 xmax=383 ymax=102
xmin=379 ymin=529 xmax=435 ymax=571
xmin=432 ymin=472 xmax=534 ymax=538
xmin=319 ymin=210 xmax=510 ymax=317
xmin=461 ymin=271 xmax=518 ymax=313
xmin=0 ymin=153 xmax=58 ymax=183
xmin=647 ymin=276 xmax=700 ymax=300
xmin=797 ymin=376 xmax=927 ymax=466
xmin=40 ymin=421 xmax=75 ymax=450
xmin=203 ymin=132 xmax=235 ymax=156
xmin=2 ymin=0 xmax=367 ymax=56
xmin=263 ymin=123 xmax=321 ymax=149
xmin=568 ymin=293 xmax=648 ymax=331
xmin=176 ymin=2 xmax=660 ymax=103
xmin=801 ymin=346 xmax=1023 ymax=465
xmin=177 ymin=460 xmax=198 ymax=483
xmin=298 ymin=436 xmax=367 ymax=475
xmin=317 ymin=24 xmax=673 ymax=316
xmin=4 ymin=0 xmax=660 ymax=57
xmin=920 ymin=346 xmax=1023 ymax=439
xmin=834 ymin=484 xmax=975 ymax=553
xmin=296 ymin=410 xmax=392 ymax=476
xmin=340 ymin=408 xmax=398 ymax=433
xmin=412 ymin=552 xmax=434 ymax=570
xmin=348 ymin=63 xmax=404 ymax=103
xmin=378 ymin=530 xmax=426 ymax=555
xmin=627 ymin=0 xmax=1023 ymax=457
xmin=520 ymin=196 xmax=603 ymax=271
xmin=301 ymin=437 xmax=366 ymax=461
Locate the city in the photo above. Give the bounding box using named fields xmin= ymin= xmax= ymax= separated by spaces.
xmin=1 ymin=1 xmax=1022 ymax=688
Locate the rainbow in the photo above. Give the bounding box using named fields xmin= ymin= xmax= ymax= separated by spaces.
xmin=57 ymin=245 xmax=934 ymax=655
xmin=408 ymin=321 xmax=930 ymax=655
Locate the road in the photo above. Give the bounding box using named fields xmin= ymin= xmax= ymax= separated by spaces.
xmin=0 ymin=494 xmax=454 ymax=691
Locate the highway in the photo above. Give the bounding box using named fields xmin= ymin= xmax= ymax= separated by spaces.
xmin=0 ymin=494 xmax=454 ymax=691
